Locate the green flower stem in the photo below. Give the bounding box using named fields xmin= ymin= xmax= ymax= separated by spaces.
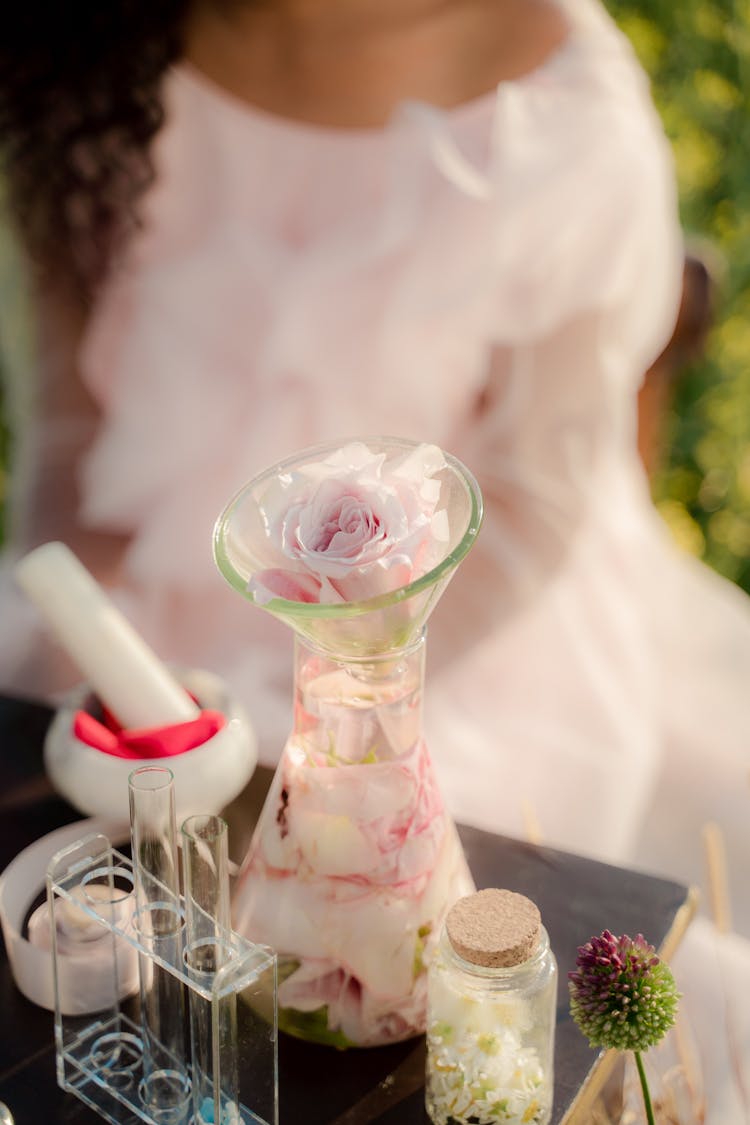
xmin=634 ymin=1050 xmax=655 ymax=1125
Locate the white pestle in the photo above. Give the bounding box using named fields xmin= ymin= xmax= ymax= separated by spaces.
xmin=15 ymin=542 xmax=200 ymax=729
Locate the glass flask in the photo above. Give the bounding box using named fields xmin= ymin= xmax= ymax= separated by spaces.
xmin=213 ymin=437 xmax=483 ymax=1047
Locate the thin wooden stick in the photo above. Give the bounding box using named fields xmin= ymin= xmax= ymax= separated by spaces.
xmin=701 ymin=821 xmax=749 ymax=1119
xmin=701 ymin=820 xmax=732 ymax=934
xmin=589 ymin=1098 xmax=615 ymax=1124
xmin=673 ymin=1016 xmax=705 ymax=1116
xmin=520 ymin=798 xmax=543 ymax=846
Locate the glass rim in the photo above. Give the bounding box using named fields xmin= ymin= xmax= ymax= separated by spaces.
xmin=212 ymin=435 xmax=483 ymax=619
xmin=127 ymin=765 xmax=175 ymax=791
xmin=180 ymin=812 xmax=228 ymax=841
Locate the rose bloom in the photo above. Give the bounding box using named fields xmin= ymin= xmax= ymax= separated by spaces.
xmin=249 ymin=441 xmax=449 ymax=605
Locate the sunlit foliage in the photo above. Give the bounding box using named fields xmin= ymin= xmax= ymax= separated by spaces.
xmin=607 ymin=0 xmax=750 ymax=590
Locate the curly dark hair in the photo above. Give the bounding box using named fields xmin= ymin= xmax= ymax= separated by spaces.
xmin=0 ymin=3 xmax=191 ymax=299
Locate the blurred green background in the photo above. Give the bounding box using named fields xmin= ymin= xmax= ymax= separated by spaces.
xmin=1 ymin=0 xmax=749 ymax=592
xmin=606 ymin=0 xmax=750 ymax=591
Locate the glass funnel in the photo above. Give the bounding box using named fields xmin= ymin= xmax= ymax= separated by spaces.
xmin=213 ymin=437 xmax=483 ymax=1047
xmin=213 ymin=436 xmax=482 ymax=657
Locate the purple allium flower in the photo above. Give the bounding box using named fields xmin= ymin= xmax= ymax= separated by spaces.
xmin=568 ymin=930 xmax=679 ymax=1052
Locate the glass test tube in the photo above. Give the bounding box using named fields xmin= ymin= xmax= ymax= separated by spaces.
xmin=182 ymin=814 xmax=239 ymax=1125
xmin=129 ymin=766 xmax=190 ymax=1123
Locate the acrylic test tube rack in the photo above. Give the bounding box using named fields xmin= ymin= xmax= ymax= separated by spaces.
xmin=47 ymin=832 xmax=278 ymax=1125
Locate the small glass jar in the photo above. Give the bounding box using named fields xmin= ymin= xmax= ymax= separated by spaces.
xmin=425 ymin=888 xmax=557 ymax=1125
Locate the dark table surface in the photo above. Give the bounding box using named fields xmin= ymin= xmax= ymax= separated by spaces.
xmin=0 ymin=694 xmax=695 ymax=1125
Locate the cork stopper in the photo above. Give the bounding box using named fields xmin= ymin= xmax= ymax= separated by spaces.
xmin=445 ymin=888 xmax=541 ymax=968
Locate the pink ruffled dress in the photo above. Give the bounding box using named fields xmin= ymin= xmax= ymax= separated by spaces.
xmin=1 ymin=0 xmax=749 ymax=1099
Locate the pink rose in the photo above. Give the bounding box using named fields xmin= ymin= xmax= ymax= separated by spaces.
xmin=249 ymin=441 xmax=449 ymax=605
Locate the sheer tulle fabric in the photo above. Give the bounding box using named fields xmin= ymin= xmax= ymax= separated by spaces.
xmin=67 ymin=6 xmax=694 ymax=852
